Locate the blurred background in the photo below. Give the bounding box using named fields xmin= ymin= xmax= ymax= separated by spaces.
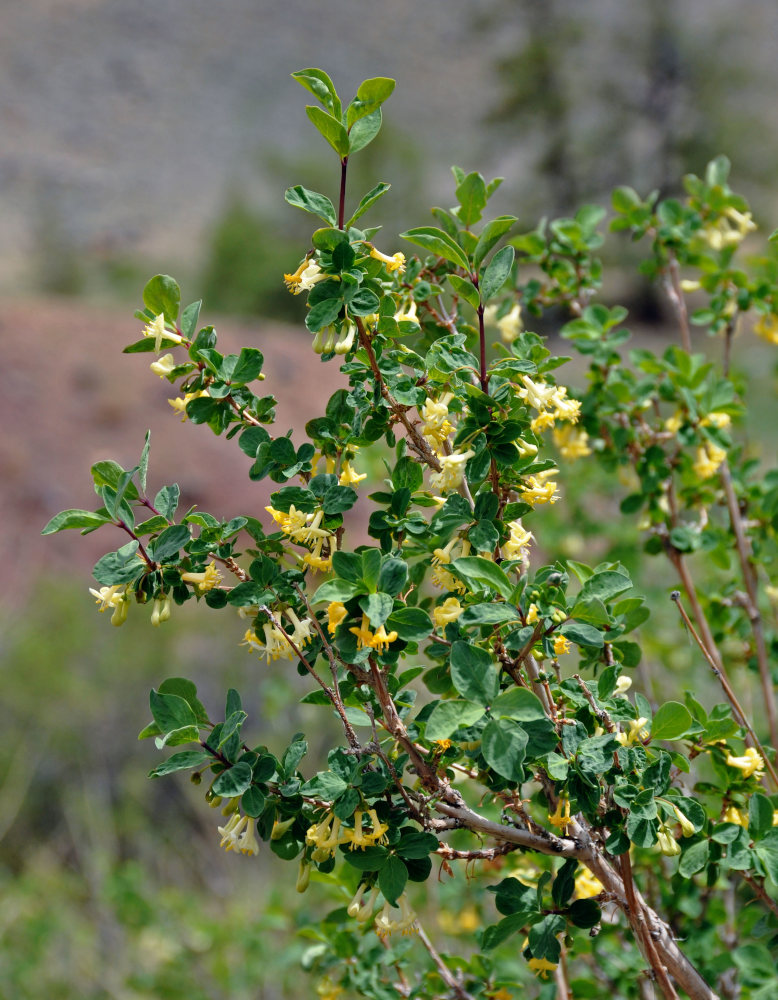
xmin=2 ymin=1 xmax=778 ymax=996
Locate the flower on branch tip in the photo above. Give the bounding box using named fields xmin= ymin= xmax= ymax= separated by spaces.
xmin=429 ymin=449 xmax=475 ymax=492
xmin=150 ymin=596 xmax=172 ymax=627
xmin=339 ymin=460 xmax=366 ymax=485
xmin=433 ymin=597 xmax=464 ymax=627
xmin=180 ymin=561 xmax=222 ymax=593
xmin=375 ymin=894 xmax=418 ymax=937
xmin=327 ymin=601 xmax=348 ymax=635
xmin=306 ymin=812 xmax=346 ymax=859
xmin=518 ymin=375 xmax=557 ymax=412
xmin=574 ymin=868 xmax=604 ymax=900
xmin=369 ymin=247 xmax=406 ymax=273
xmin=217 ymin=812 xmax=258 ymax=855
xmin=552 ymin=635 xmax=571 ymax=656
xmin=754 ymin=313 xmax=778 ymax=345
xmin=315 ymin=978 xmax=343 ymax=1000
xmin=692 ymin=441 xmax=727 ymax=480
xmin=431 ymin=537 xmax=469 ymax=594
xmin=550 ymin=386 xmax=581 ymax=425
xmin=284 ymin=608 xmax=313 ymax=649
xmin=149 ymin=353 xmax=177 ymax=378
xmin=394 ymin=298 xmax=418 ymax=325
xmin=143 ymin=314 xmax=183 ymax=353
xmin=724 ymin=746 xmax=765 ymax=780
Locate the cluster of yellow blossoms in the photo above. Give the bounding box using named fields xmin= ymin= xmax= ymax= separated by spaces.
xmin=305 ymin=809 xmax=388 ymax=863
xmin=217 ymin=810 xmax=260 ymax=856
xmin=430 ymin=537 xmax=471 ymax=593
xmin=241 ymin=608 xmax=313 ymax=663
xmin=89 ymin=562 xmax=222 ymax=629
xmin=700 ymin=206 xmax=756 ymax=251
xmin=754 ymin=313 xmax=778 ymax=345
xmin=349 ymin=613 xmax=398 ymax=654
xmin=692 ymin=440 xmax=727 ymax=480
xmin=483 ymin=302 xmax=522 ymax=342
xmin=724 ymin=746 xmax=765 ymax=780
xmin=265 ymin=504 xmax=334 ymax=572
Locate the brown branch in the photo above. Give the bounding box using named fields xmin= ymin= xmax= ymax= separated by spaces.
xmin=670 ymin=592 xmax=778 ymax=791
xmin=719 ymin=460 xmax=778 ymax=748
xmin=620 ymin=852 xmax=680 ymax=1000
xmin=355 ymin=317 xmax=442 ymax=472
xmin=416 ymin=923 xmax=476 ymax=1000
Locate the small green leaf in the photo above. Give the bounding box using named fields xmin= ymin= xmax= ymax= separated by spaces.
xmin=342 ymin=845 xmax=389 ymax=871
xmin=346 ymin=77 xmax=395 ymax=129
xmin=480 ymin=245 xmax=514 ymax=301
xmin=459 ymin=603 xmax=520 ymax=626
xmin=448 ymin=274 xmax=480 ymax=310
xmin=346 ymin=182 xmax=391 ymax=228
xmin=749 ymin=793 xmax=775 ymax=839
xmin=359 ymin=592 xmax=394 ymax=628
xmin=473 ymin=216 xmax=517 ymax=268
xmin=481 ymin=718 xmax=528 ymax=780
xmin=424 ymin=700 xmax=485 ymax=741
xmin=491 ymin=687 xmax=547 ymax=721
xmin=42 ymin=509 xmax=112 ymax=535
xmin=579 ymin=570 xmax=633 ymax=604
xmin=292 ymin=68 xmax=342 ymax=117
xmin=143 ymin=274 xmax=180 ymax=324
xmin=560 ymin=621 xmax=605 ymax=648
xmin=455 ymin=171 xmax=487 ymax=225
xmin=386 ymin=607 xmax=433 ymax=642
xmin=399 ymin=226 xmax=470 ymax=272
xmin=450 ymin=641 xmax=499 ymax=705
xmin=284 ymin=185 xmax=337 ymax=226
xmin=305 ymin=106 xmax=350 ymax=157
xmin=211 ymin=761 xmax=254 ymax=797
xmin=149 ymin=750 xmax=211 ymax=777
xmin=678 ymin=839 xmax=709 ymax=877
xmin=92 ymin=540 xmax=144 ymax=586
xmin=651 ymin=702 xmax=693 ymax=741
xmin=449 ymin=556 xmax=513 ymax=600
xmin=148 ymin=524 xmax=190 ymax=562
xmin=139 ymin=430 xmax=151 ymax=493
xmin=305 ymin=298 xmax=342 ymax=332
xmin=150 ymin=690 xmax=197 ymax=733
xmin=528 ymin=913 xmax=566 ymax=962
xmin=348 ymin=109 xmax=383 ymax=154
xmin=378 ymin=855 xmax=408 ymax=905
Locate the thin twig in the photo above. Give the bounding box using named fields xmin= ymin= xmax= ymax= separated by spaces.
xmin=670 ymin=592 xmax=778 ymax=790
xmin=718 ymin=460 xmax=778 ymax=748
xmin=416 ymin=923 xmax=476 ymax=1000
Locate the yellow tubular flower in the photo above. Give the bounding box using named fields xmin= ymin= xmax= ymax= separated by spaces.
xmin=616 ymin=717 xmax=649 ymax=746
xmin=502 ymin=519 xmax=533 ymax=562
xmin=692 ymin=441 xmax=727 ymax=480
xmin=722 ymin=806 xmax=749 ymax=827
xmin=150 ymin=596 xmax=172 ymax=627
xmin=672 ymin=804 xmax=696 ymax=837
xmin=550 ymin=387 xmax=581 ymax=424
xmin=375 ymin=894 xmax=418 ymax=937
xmin=143 ymin=313 xmax=183 ymax=353
xmin=518 ymin=375 xmax=557 ymax=411
xmin=497 ymin=303 xmax=522 ymax=342
xmin=553 ymin=424 xmax=592 ymax=460
xmin=725 ymin=746 xmax=765 ymax=779
xmin=754 ymin=314 xmax=778 ymax=345
xmin=528 ymin=957 xmax=558 ymax=979
xmin=574 ymin=868 xmax=604 ymax=900
xmin=394 ymin=298 xmax=418 ymax=324
xmin=525 ymin=603 xmax=539 ymax=624
xmin=520 ymin=475 xmax=559 ymax=506
xmin=217 ymin=812 xmax=248 ymax=853
xmin=548 ymin=797 xmax=571 ymax=830
xmin=369 ymin=247 xmax=406 ymax=273
xmin=614 ymin=675 xmax=632 ymax=695
xmin=168 ymin=389 xmax=209 ymax=421
xmin=149 ymin=353 xmax=176 ymax=378
xmin=429 ymin=450 xmax=475 ymax=492
xmin=553 ymin=635 xmax=571 ymax=656
xmin=656 ymin=825 xmax=681 ymax=857
xmin=339 ymin=460 xmax=367 ymax=485
xmin=530 ymin=410 xmax=556 ymax=433
xmin=180 ymin=561 xmax=222 ymax=593
xmin=327 ymin=601 xmax=348 ymax=635
xmin=284 ymin=258 xmax=326 ymax=294
xmin=433 ymin=597 xmax=464 ymax=627
xmin=296 ymin=859 xmax=311 ymax=893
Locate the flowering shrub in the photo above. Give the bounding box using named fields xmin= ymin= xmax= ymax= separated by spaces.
xmin=44 ymin=69 xmax=778 ymax=999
